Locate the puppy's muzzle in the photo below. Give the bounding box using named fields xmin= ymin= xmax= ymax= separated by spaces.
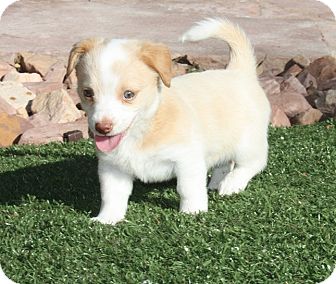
xmin=95 ymin=120 xmax=113 ymax=135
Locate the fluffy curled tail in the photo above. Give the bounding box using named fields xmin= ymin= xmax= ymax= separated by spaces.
xmin=181 ymin=18 xmax=256 ymax=75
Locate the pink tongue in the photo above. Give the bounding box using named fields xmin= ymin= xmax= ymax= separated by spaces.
xmin=95 ymin=134 xmax=123 ymax=152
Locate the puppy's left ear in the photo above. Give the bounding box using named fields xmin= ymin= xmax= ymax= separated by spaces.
xmin=140 ymin=42 xmax=172 ymax=88
xmin=65 ymin=38 xmax=103 ymax=81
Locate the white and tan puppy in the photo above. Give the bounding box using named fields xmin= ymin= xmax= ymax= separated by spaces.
xmin=66 ymin=19 xmax=271 ymax=224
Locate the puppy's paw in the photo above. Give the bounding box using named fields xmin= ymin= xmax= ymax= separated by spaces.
xmin=90 ymin=215 xmax=123 ymax=225
xmin=180 ymin=197 xmax=208 ymax=214
xmin=218 ymin=171 xmax=248 ymax=196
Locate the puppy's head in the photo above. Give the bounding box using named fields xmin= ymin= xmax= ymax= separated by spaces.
xmin=66 ymin=38 xmax=172 ymax=152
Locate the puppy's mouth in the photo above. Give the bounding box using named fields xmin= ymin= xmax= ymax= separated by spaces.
xmin=95 ymin=132 xmax=125 ymax=153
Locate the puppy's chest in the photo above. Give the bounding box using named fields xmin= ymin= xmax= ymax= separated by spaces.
xmin=107 ymin=148 xmax=175 ymax=183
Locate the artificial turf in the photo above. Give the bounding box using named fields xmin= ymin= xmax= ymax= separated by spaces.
xmin=0 ymin=121 xmax=335 ymax=284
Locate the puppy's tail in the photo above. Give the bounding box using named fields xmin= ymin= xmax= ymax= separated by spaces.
xmin=181 ymin=18 xmax=256 ymax=75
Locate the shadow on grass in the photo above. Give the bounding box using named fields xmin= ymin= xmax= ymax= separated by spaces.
xmin=0 ymin=156 xmax=178 ymax=215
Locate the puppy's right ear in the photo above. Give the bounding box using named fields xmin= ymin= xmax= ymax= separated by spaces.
xmin=65 ymin=38 xmax=103 ymax=81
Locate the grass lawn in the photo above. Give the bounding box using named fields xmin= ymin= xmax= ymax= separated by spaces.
xmin=0 ymin=121 xmax=335 ymax=284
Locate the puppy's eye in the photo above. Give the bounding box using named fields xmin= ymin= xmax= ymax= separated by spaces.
xmin=83 ymin=89 xmax=94 ymax=99
xmin=123 ymin=90 xmax=136 ymax=101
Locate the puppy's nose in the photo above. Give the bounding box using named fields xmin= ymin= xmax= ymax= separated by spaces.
xmin=95 ymin=120 xmax=113 ymax=135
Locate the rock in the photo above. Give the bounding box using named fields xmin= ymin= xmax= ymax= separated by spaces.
xmin=0 ymin=81 xmax=35 ymax=114
xmin=2 ymin=70 xmax=42 ymax=83
xmin=0 ymin=61 xmax=15 ymax=79
xmin=284 ymin=55 xmax=310 ymax=71
xmin=172 ymin=62 xmax=188 ymax=77
xmin=307 ymin=56 xmax=336 ymax=89
xmin=67 ymin=88 xmax=81 ymax=107
xmin=280 ymin=63 xmax=303 ymax=77
xmin=315 ymin=91 xmax=336 ymax=119
xmin=325 ymin=89 xmax=336 ymax=106
xmin=15 ymin=52 xmax=58 ymax=78
xmin=280 ymin=89 xmax=311 ymax=118
xmin=318 ymin=78 xmax=336 ymax=91
xmin=63 ymin=70 xmax=77 ymax=90
xmin=259 ymin=76 xmax=281 ymax=98
xmin=44 ymin=60 xmax=66 ymax=82
xmin=186 ymin=54 xmax=227 ymax=70
xmin=28 ymin=112 xmax=50 ymax=128
xmin=208 ymin=162 xmax=233 ymax=190
xmin=31 ymin=88 xmax=82 ymax=123
xmin=19 ymin=118 xmax=89 ymax=145
xmin=0 ymin=97 xmax=16 ymax=115
xmin=297 ymin=70 xmax=317 ymax=89
xmin=280 ymin=75 xmax=307 ymax=97
xmin=0 ymin=112 xmax=33 ymax=147
xmin=271 ymin=106 xmax=291 ymax=127
xmin=291 ymin=108 xmax=323 ymax=125
xmin=23 ymin=81 xmax=63 ymax=96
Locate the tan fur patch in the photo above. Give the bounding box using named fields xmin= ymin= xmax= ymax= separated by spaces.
xmin=66 ymin=38 xmax=104 ymax=79
xmin=139 ymin=42 xmax=172 ymax=88
xmin=140 ymin=93 xmax=189 ymax=150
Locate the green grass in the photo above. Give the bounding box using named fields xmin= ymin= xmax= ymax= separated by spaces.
xmin=1 ymin=121 xmax=336 ymax=284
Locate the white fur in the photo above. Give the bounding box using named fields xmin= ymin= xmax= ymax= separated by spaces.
xmin=75 ymin=18 xmax=271 ymax=224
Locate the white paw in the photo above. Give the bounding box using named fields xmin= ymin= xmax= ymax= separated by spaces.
xmin=180 ymin=197 xmax=208 ymax=214
xmin=218 ymin=171 xmax=248 ymax=196
xmin=90 ymin=214 xmax=123 ymax=225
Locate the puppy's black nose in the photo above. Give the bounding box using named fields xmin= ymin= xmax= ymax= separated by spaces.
xmin=95 ymin=120 xmax=113 ymax=135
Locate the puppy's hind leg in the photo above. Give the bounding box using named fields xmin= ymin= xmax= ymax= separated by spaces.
xmin=176 ymin=159 xmax=208 ymax=214
xmin=218 ymin=137 xmax=268 ymax=196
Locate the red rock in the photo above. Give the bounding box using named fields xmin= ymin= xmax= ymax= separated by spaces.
xmin=31 ymin=88 xmax=82 ymax=123
xmin=23 ymin=82 xmax=63 ymax=96
xmin=15 ymin=52 xmax=58 ymax=78
xmin=0 ymin=97 xmax=16 ymax=115
xmin=307 ymin=56 xmax=336 ymax=88
xmin=19 ymin=118 xmax=89 ymax=145
xmin=281 ymin=75 xmax=307 ymax=97
xmin=280 ymin=89 xmax=311 ymax=118
xmin=2 ymin=70 xmax=42 ymax=83
xmin=280 ymin=63 xmax=303 ymax=77
xmin=271 ymin=106 xmax=291 ymax=127
xmin=0 ymin=112 xmax=33 ymax=147
xmin=172 ymin=62 xmax=188 ymax=77
xmin=292 ymin=108 xmax=323 ymax=125
xmin=67 ymin=88 xmax=81 ymax=106
xmin=259 ymin=76 xmax=281 ymax=98
xmin=0 ymin=61 xmax=15 ymax=79
xmin=44 ymin=60 xmax=66 ymax=82
xmin=297 ymin=70 xmax=317 ymax=89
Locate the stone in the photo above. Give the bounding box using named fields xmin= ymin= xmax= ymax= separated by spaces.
xmin=0 ymin=61 xmax=15 ymax=79
xmin=0 ymin=112 xmax=33 ymax=147
xmin=318 ymin=78 xmax=336 ymax=91
xmin=19 ymin=118 xmax=89 ymax=145
xmin=325 ymin=89 xmax=336 ymax=106
xmin=271 ymin=106 xmax=291 ymax=127
xmin=172 ymin=62 xmax=188 ymax=77
xmin=314 ymin=91 xmax=336 ymax=118
xmin=0 ymin=97 xmax=16 ymax=116
xmin=259 ymin=76 xmax=281 ymax=98
xmin=185 ymin=54 xmax=227 ymax=70
xmin=15 ymin=52 xmax=58 ymax=78
xmin=280 ymin=63 xmax=303 ymax=77
xmin=280 ymin=75 xmax=307 ymax=97
xmin=44 ymin=60 xmax=66 ymax=82
xmin=297 ymin=70 xmax=318 ymax=89
xmin=0 ymin=81 xmax=36 ymax=112
xmin=63 ymin=70 xmax=78 ymax=90
xmin=292 ymin=108 xmax=323 ymax=125
xmin=307 ymin=56 xmax=336 ymax=89
xmin=284 ymin=55 xmax=310 ymax=71
xmin=67 ymin=88 xmax=81 ymax=106
xmin=23 ymin=81 xmax=64 ymax=96
xmin=2 ymin=70 xmax=43 ymax=83
xmin=31 ymin=88 xmax=82 ymax=123
xmin=280 ymin=89 xmax=311 ymax=118
xmin=28 ymin=112 xmax=50 ymax=128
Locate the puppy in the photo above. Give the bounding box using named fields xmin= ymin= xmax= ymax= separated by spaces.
xmin=66 ymin=18 xmax=271 ymax=224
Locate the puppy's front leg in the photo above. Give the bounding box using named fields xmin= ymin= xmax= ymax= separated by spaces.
xmin=92 ymin=159 xmax=133 ymax=225
xmin=176 ymin=160 xmax=208 ymax=214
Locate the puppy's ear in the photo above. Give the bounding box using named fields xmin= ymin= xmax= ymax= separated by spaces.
xmin=65 ymin=38 xmax=103 ymax=80
xmin=139 ymin=42 xmax=172 ymax=88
